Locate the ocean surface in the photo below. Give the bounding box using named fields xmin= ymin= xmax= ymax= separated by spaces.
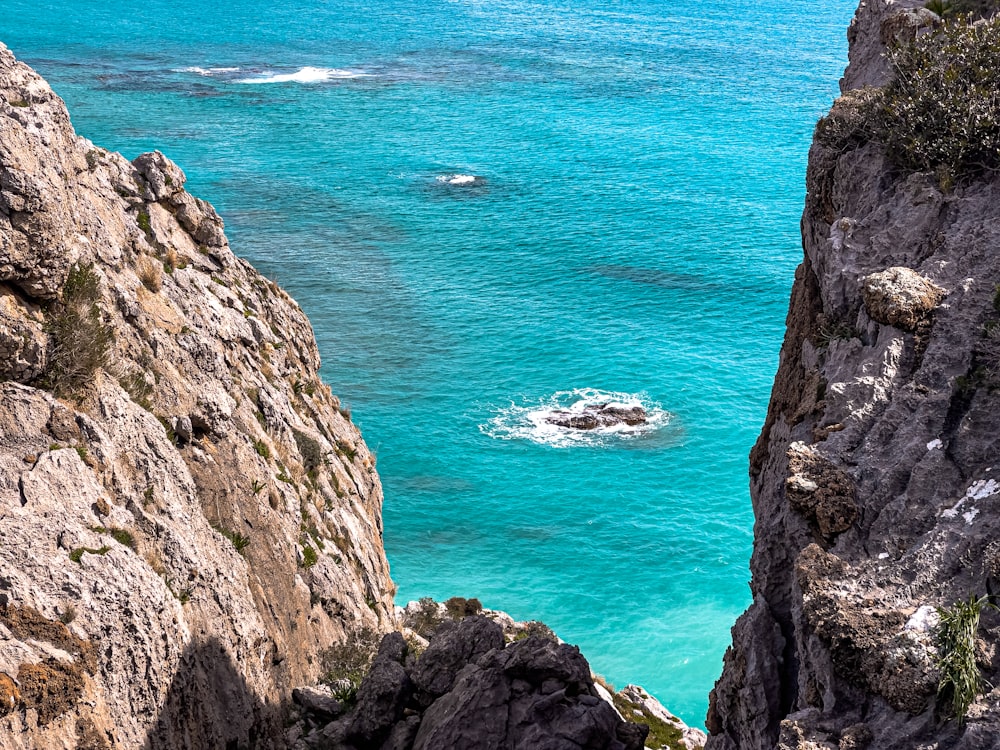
xmin=2 ymin=0 xmax=855 ymax=725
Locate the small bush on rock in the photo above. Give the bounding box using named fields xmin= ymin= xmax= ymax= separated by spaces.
xmin=935 ymin=594 xmax=994 ymax=722
xmin=319 ymin=626 xmax=382 ymax=697
xmin=872 ymin=17 xmax=1000 ymax=184
xmin=45 ymin=263 xmax=113 ymax=397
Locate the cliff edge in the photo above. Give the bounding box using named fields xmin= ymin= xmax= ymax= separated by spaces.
xmin=707 ymin=1 xmax=1000 ymax=748
xmin=0 ymin=41 xmax=394 ymax=748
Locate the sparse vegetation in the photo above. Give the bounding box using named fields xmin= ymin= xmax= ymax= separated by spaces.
xmin=251 ymin=479 xmax=266 ymax=494
xmin=136 ymin=254 xmax=163 ymax=292
xmin=213 ymin=524 xmax=251 ymax=555
xmin=444 ymin=596 xmax=483 ymax=619
xmin=109 ymin=528 xmax=136 ymax=550
xmin=873 ymin=16 xmax=1000 ymax=185
xmin=935 ymin=594 xmax=994 ymax=723
xmin=252 ymin=438 xmax=270 ymax=459
xmin=301 ymin=544 xmax=319 ymax=568
xmin=816 ymin=15 xmax=1000 ymax=187
xmin=293 ymin=428 xmax=324 ymax=478
xmin=319 ymin=626 xmax=384 ymax=703
xmin=337 ymin=440 xmax=358 ymax=462
xmin=44 ymin=263 xmax=113 ymax=397
xmin=611 ymin=690 xmax=685 ymax=750
xmin=58 ymin=604 xmax=77 ymax=625
xmin=68 ymin=546 xmax=110 ymax=563
xmin=120 ymin=370 xmax=153 ymax=410
xmin=514 ymin=620 xmax=558 ymax=642
xmin=926 ymin=0 xmax=1000 ymax=19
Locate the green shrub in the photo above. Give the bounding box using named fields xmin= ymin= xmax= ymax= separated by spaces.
xmin=928 ymin=0 xmax=1000 ymax=19
xmin=44 ymin=264 xmax=113 ymax=397
xmin=213 ymin=524 xmax=251 ymax=555
xmin=935 ymin=594 xmax=994 ymax=722
xmin=252 ymin=438 xmax=270 ymax=459
xmin=293 ymin=428 xmax=324 ymax=477
xmin=301 ymin=544 xmax=319 ymax=568
xmin=444 ymin=596 xmax=483 ymax=619
xmin=69 ymin=546 xmax=110 ymax=563
xmin=319 ymin=626 xmax=383 ymax=699
xmin=872 ymin=17 xmax=1000 ymax=183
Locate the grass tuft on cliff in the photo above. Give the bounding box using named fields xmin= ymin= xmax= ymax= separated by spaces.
xmin=935 ymin=594 xmax=993 ymax=723
xmin=44 ymin=263 xmax=113 ymax=397
xmin=874 ymin=16 xmax=1000 ymax=185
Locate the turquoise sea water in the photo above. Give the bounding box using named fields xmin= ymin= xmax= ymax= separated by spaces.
xmin=3 ymin=0 xmax=855 ymax=725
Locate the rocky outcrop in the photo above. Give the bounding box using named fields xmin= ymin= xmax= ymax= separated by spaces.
xmin=0 ymin=42 xmax=393 ymax=748
xmin=545 ymin=404 xmax=648 ymax=430
xmin=293 ymin=616 xmax=650 ymax=750
xmin=708 ymin=1 xmax=1000 ymax=748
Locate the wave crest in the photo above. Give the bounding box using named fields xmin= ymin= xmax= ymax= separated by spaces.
xmin=436 ymin=173 xmax=485 ymax=186
xmin=480 ymin=388 xmax=671 ymax=447
xmin=234 ymin=66 xmax=373 ymax=84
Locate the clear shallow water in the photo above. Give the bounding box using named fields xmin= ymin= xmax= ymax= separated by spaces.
xmin=2 ymin=0 xmax=855 ymax=725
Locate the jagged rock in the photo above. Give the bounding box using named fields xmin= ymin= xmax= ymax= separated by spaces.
xmin=0 ymin=44 xmax=393 ymax=749
xmin=414 ymin=636 xmax=644 ymax=750
xmin=343 ymin=658 xmax=412 ymax=747
xmin=785 ymin=442 xmax=858 ymax=539
xmin=0 ymin=287 xmax=45 ymax=382
xmin=545 ymin=403 xmax=647 ymax=430
xmin=302 ymin=622 xmax=650 ymax=750
xmin=860 ymin=266 xmax=946 ymax=332
xmin=292 ymin=686 xmax=344 ymax=722
xmin=709 ymin=1 xmax=1000 ymax=747
xmin=411 ymin=615 xmax=505 ymax=699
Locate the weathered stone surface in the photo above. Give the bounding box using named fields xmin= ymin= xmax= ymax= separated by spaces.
xmin=411 ymin=615 xmax=505 ymax=699
xmin=861 ymin=266 xmax=945 ymax=332
xmin=0 ymin=43 xmax=394 ymax=749
xmin=709 ymin=1 xmax=1000 ymax=747
xmin=545 ymin=403 xmax=647 ymax=430
xmin=299 ymin=622 xmax=652 ymax=750
xmin=292 ymin=686 xmax=344 ymax=722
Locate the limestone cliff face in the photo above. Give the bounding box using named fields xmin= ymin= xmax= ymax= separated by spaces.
xmin=0 ymin=43 xmax=394 ymax=748
xmin=707 ymin=2 xmax=1000 ymax=748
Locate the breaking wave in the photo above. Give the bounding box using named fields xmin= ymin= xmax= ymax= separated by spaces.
xmin=480 ymin=388 xmax=671 ymax=447
xmin=436 ymin=173 xmax=484 ymax=186
xmin=234 ymin=66 xmax=373 ymax=84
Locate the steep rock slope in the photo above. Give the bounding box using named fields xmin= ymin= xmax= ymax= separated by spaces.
xmin=0 ymin=42 xmax=393 ymax=749
xmin=707 ymin=1 xmax=1000 ymax=748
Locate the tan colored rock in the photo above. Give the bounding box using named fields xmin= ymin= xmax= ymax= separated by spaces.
xmin=0 ymin=42 xmax=394 ymax=748
xmin=861 ymin=266 xmax=945 ymax=332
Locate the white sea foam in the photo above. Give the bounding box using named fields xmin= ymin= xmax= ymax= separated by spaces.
xmin=480 ymin=388 xmax=671 ymax=448
xmin=176 ymin=66 xmax=242 ymax=76
xmin=436 ymin=173 xmax=481 ymax=186
xmin=234 ymin=66 xmax=372 ymax=84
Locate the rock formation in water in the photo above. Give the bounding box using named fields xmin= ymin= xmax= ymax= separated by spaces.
xmin=707 ymin=1 xmax=1000 ymax=748
xmin=545 ymin=403 xmax=648 ymax=430
xmin=0 ymin=41 xmax=393 ymax=748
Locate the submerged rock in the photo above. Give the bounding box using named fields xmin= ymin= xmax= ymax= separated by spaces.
xmin=545 ymin=403 xmax=648 ymax=430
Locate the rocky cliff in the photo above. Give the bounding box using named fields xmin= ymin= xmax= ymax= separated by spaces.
xmin=0 ymin=41 xmax=394 ymax=748
xmin=707 ymin=1 xmax=1000 ymax=748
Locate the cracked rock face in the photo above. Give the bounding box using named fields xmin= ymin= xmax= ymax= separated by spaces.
xmin=707 ymin=2 xmax=1000 ymax=748
xmin=298 ymin=618 xmax=651 ymax=750
xmin=0 ymin=43 xmax=394 ymax=748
